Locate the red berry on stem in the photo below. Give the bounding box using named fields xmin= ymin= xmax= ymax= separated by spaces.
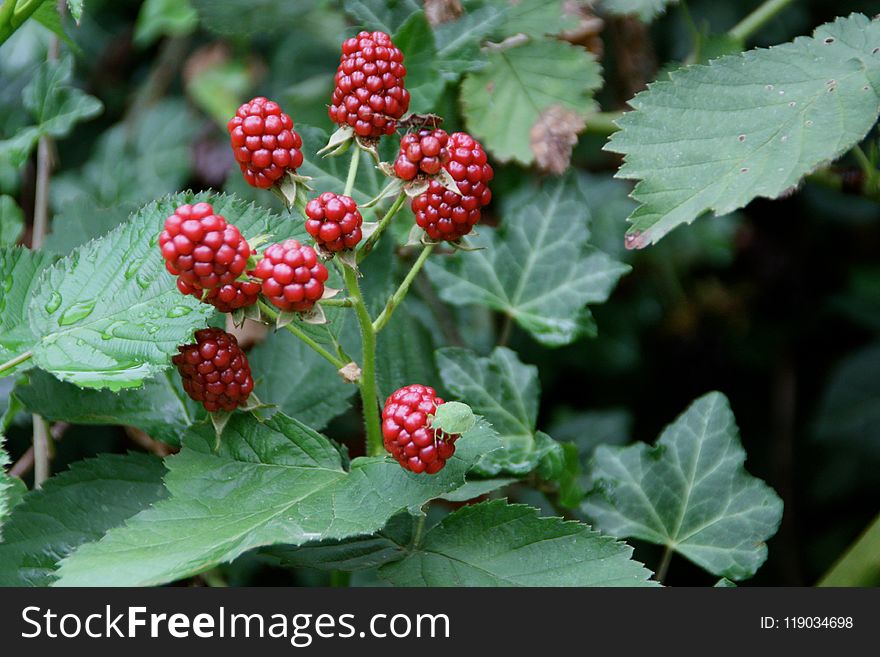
xmin=254 ymin=239 xmax=329 ymax=312
xmin=329 ymin=31 xmax=410 ymax=138
xmin=381 ymin=384 xmax=460 ymax=474
xmin=393 ymin=129 xmax=451 ymax=181
xmin=228 ymin=96 xmax=304 ymax=189
xmin=159 ymin=202 xmax=251 ymax=291
xmin=177 ymin=276 xmax=261 ymax=313
xmin=173 ymin=328 xmax=254 ymax=412
xmin=305 ymin=192 xmax=364 ymax=252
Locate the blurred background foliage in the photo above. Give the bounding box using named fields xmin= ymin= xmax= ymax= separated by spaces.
xmin=1 ymin=0 xmax=879 ymax=586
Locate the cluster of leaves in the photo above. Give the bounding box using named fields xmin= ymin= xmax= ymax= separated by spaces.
xmin=1 ymin=0 xmax=878 ymax=587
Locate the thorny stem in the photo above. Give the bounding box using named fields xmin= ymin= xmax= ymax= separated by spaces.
xmin=257 ymin=301 xmax=346 ymax=369
xmin=372 ymin=243 xmax=435 ymax=332
xmin=343 ymin=264 xmax=383 ymax=457
xmin=0 ymin=350 xmax=33 ymax=375
xmin=357 ymin=191 xmax=407 ymax=263
xmin=729 ymin=0 xmax=796 ymax=42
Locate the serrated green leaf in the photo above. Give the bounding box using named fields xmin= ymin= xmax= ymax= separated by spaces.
xmin=0 ymin=431 xmax=15 ymax=540
xmin=66 ymin=0 xmax=84 ymax=23
xmin=606 ymin=14 xmax=880 ymax=247
xmin=434 ymin=6 xmax=503 ymax=78
xmin=393 ymin=12 xmax=444 ymax=111
xmin=426 ymin=177 xmax=630 ymax=346
xmin=134 ymin=0 xmax=197 ymax=47
xmin=342 ymin=0 xmax=421 ymax=35
xmin=438 ymin=477 xmax=515 ymax=502
xmin=379 ymin=500 xmax=657 ymax=586
xmin=461 ymin=38 xmax=601 ymax=164
xmin=602 ymin=0 xmax=678 ymax=21
xmin=583 ymin=392 xmax=783 ymax=580
xmin=16 ymin=369 xmax=203 ymax=446
xmin=473 ymin=0 xmax=579 ymax=38
xmin=248 ymin=330 xmax=356 ymax=431
xmin=53 ymin=413 xmax=501 ymax=586
xmin=0 ymin=195 xmax=23 ymax=246
xmin=0 ymin=453 xmax=168 ymax=586
xmin=0 ymin=247 xmax=55 ymax=378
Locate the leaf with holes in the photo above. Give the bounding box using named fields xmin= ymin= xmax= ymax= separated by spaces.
xmin=582 ymin=392 xmax=783 ymax=580
xmin=606 ymin=13 xmax=880 ymax=248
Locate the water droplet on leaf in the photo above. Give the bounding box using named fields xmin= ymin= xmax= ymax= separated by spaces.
xmin=59 ymin=299 xmax=96 ymax=326
xmin=44 ymin=292 xmax=62 ymax=314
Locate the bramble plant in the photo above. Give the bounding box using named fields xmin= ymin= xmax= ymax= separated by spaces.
xmin=0 ymin=0 xmax=878 ymax=588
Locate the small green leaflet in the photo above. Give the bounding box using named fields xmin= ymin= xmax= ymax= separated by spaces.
xmin=394 ymin=12 xmax=444 ymax=112
xmin=602 ymin=0 xmax=678 ymax=21
xmin=426 ymin=177 xmax=630 ymax=346
xmin=53 ymin=412 xmax=501 ymax=586
xmin=0 ymin=248 xmax=55 ymax=379
xmin=582 ymin=392 xmax=783 ymax=580
xmin=0 ymin=453 xmax=168 ymax=586
xmin=0 ymin=195 xmax=24 ymax=246
xmin=432 ymin=401 xmax=476 ymax=436
xmin=378 ymin=500 xmax=657 ymax=586
xmin=67 ymin=0 xmax=85 ymax=24
xmin=606 ymin=13 xmax=880 ymax=248
xmin=461 ymin=37 xmax=601 ymax=164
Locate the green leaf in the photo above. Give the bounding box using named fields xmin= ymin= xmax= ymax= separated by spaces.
xmin=0 ymin=431 xmax=16 ymax=539
xmin=343 ymin=0 xmax=421 ymax=35
xmin=434 ymin=6 xmax=503 ymax=78
xmin=0 ymin=247 xmax=55 ymax=378
xmin=438 ymin=346 xmax=546 ymax=475
xmin=433 ymin=401 xmax=476 ymax=435
xmin=0 ymin=453 xmax=168 ymax=586
xmin=53 ymin=412 xmax=501 ymax=586
xmin=426 ymin=177 xmax=630 ymax=346
xmin=248 ymin=330 xmax=356 ymax=431
xmin=185 ymin=55 xmax=253 ymax=127
xmin=602 ymin=0 xmax=678 ymax=21
xmin=191 ymin=0 xmax=313 ymax=36
xmin=814 ymin=342 xmax=880 ymax=458
xmin=461 ymin=38 xmax=601 ymax=164
xmin=393 ymin=12 xmax=444 ymax=111
xmin=66 ymin=0 xmax=84 ymax=23
xmin=438 ymin=477 xmax=516 ymax=502
xmin=375 ymin=305 xmax=440 ymax=401
xmin=0 ymin=195 xmax=23 ymax=246
xmin=134 ymin=0 xmax=197 ymax=47
xmin=43 ymin=197 xmax=138 ymax=254
xmin=16 ymin=369 xmax=203 ymax=446
xmin=379 ymin=500 xmax=657 ymax=586
xmin=479 ymin=0 xmax=579 ymax=38
xmin=606 ymin=14 xmax=880 ymax=248
xmin=582 ymin=392 xmax=783 ymax=580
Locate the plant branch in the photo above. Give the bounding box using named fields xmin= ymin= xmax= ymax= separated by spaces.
xmin=358 ymin=191 xmax=407 ymax=263
xmin=373 ymin=243 xmax=435 ymax=333
xmin=584 ymin=111 xmax=624 ymax=136
xmin=817 ymin=513 xmax=880 ymax=587
xmin=32 ymin=414 xmax=50 ymax=488
xmin=257 ymin=301 xmax=346 ymax=369
xmin=729 ymin=0 xmax=795 ymax=42
xmin=318 ymin=297 xmax=353 ymax=307
xmin=0 ymin=350 xmax=33 ymax=375
xmin=656 ymin=545 xmax=674 ymax=584
xmin=343 ymin=146 xmax=360 ymax=197
xmin=343 ymin=264 xmax=383 ymax=456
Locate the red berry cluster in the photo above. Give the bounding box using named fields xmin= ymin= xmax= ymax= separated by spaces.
xmin=411 ymin=132 xmax=493 ymax=241
xmin=329 ymin=31 xmax=410 ymax=138
xmin=159 ymin=203 xmax=254 ymax=312
xmin=393 ymin=129 xmax=451 ymax=180
xmin=173 ymin=329 xmax=254 ymax=412
xmin=305 ymin=192 xmax=364 ymax=252
xmin=381 ymin=384 xmax=459 ymax=474
xmin=254 ymin=239 xmax=329 ymax=312
xmin=228 ymin=96 xmax=304 ymax=189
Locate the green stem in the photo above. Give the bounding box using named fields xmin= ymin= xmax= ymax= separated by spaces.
xmin=0 ymin=0 xmax=16 ymax=32
xmin=729 ymin=0 xmax=796 ymax=42
xmin=318 ymin=297 xmax=354 ymax=307
xmin=257 ymin=301 xmax=346 ymax=369
xmin=372 ymin=243 xmax=435 ymax=333
xmin=0 ymin=350 xmax=33 ymax=375
xmin=357 ymin=191 xmax=407 ymax=263
xmin=584 ymin=111 xmax=624 ymax=136
xmin=0 ymin=0 xmax=40 ymax=45
xmin=343 ymin=146 xmax=360 ymax=197
xmin=818 ymin=513 xmax=880 ymax=587
xmin=343 ymin=265 xmax=383 ymax=456
xmin=656 ymin=545 xmax=674 ymax=584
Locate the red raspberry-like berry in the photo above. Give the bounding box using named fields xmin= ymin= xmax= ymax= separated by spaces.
xmin=410 ymin=132 xmax=493 ymax=241
xmin=159 ymin=202 xmax=251 ymax=290
xmin=381 ymin=384 xmax=459 ymax=475
xmin=254 ymin=239 xmax=329 ymax=312
xmin=173 ymin=328 xmax=254 ymax=412
xmin=177 ymin=276 xmax=261 ymax=313
xmin=329 ymin=31 xmax=410 ymax=138
xmin=305 ymin=192 xmax=364 ymax=252
xmin=393 ymin=129 xmax=451 ymax=180
xmin=228 ymin=96 xmax=304 ymax=189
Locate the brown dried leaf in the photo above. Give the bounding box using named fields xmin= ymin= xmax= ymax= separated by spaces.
xmin=529 ymin=105 xmax=586 ymax=175
xmin=424 ymin=0 xmax=463 ymax=26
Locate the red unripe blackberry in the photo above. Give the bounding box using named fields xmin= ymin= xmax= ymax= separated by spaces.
xmin=393 ymin=129 xmax=451 ymax=180
xmin=381 ymin=384 xmax=459 ymax=475
xmin=228 ymin=96 xmax=304 ymax=189
xmin=159 ymin=202 xmax=251 ymax=290
xmin=446 ymin=132 xmax=493 ymax=207
xmin=177 ymin=276 xmax=261 ymax=313
xmin=254 ymin=239 xmax=329 ymax=312
xmin=173 ymin=328 xmax=254 ymax=412
xmin=329 ymin=31 xmax=410 ymax=138
xmin=305 ymin=192 xmax=364 ymax=252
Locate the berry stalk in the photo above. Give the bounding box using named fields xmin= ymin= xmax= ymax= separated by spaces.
xmin=357 ymin=191 xmax=407 ymax=263
xmin=373 ymin=243 xmax=435 ymax=333
xmin=257 ymin=300 xmax=346 ymax=369
xmin=0 ymin=350 xmax=33 ymax=375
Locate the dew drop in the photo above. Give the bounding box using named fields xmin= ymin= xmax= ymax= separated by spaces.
xmin=146 ymin=323 xmax=160 ymax=335
xmin=740 ymin=167 xmax=749 ymax=173
xmin=3 ymin=275 xmax=13 ymax=293
xmin=780 ymin=135 xmax=788 ymax=142
xmin=788 ymin=101 xmax=796 ymax=107
xmin=779 ymin=90 xmax=785 ymax=95
xmin=765 ymin=84 xmax=774 ymax=91
xmin=44 ymin=291 xmax=62 ymax=314
xmin=136 ymin=271 xmax=153 ymax=290
xmin=167 ymin=305 xmax=193 ymax=318
xmin=823 ymin=37 xmax=835 ymax=44
xmin=124 ymin=260 xmax=141 ymax=280
xmin=59 ymin=299 xmax=97 ymax=326
xmin=738 ymin=135 xmax=746 ymax=142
